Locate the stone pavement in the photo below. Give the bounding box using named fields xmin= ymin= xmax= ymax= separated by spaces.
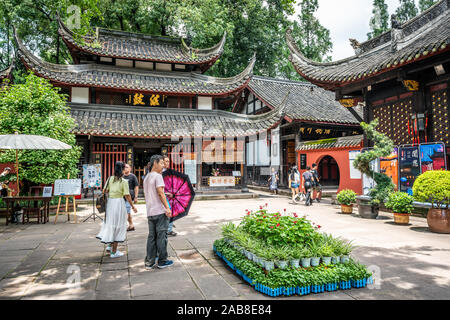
xmin=0 ymin=192 xmax=449 ymax=300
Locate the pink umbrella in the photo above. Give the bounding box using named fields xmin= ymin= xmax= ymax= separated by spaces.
xmin=162 ymin=169 xmax=195 ymax=221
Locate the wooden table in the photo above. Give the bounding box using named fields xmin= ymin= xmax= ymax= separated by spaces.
xmin=3 ymin=196 xmax=52 ymax=225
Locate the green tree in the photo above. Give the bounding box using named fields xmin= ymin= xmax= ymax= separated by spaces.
xmin=367 ymin=0 xmax=390 ymax=39
xmin=0 ymin=73 xmax=81 ymax=185
xmin=418 ymin=0 xmax=437 ymax=12
xmin=395 ymin=0 xmax=418 ymax=23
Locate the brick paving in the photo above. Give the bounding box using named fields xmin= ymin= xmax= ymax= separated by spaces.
xmin=0 ymin=192 xmax=449 ymax=300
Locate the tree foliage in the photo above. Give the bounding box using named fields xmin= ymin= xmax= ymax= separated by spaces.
xmin=353 ymin=120 xmax=395 ymax=206
xmin=0 ymin=73 xmax=81 ymax=185
xmin=367 ymin=0 xmax=390 ymax=40
xmin=418 ymin=0 xmax=437 ymax=12
xmin=394 ymin=0 xmax=418 ymax=23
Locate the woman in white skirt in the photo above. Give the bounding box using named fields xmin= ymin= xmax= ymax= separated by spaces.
xmin=96 ymin=161 xmax=138 ymax=258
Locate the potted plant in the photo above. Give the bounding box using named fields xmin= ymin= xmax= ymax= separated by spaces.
xmin=275 ymin=246 xmax=290 ymax=269
xmin=308 ymin=240 xmax=321 ymax=267
xmin=413 ymin=170 xmax=450 ymax=233
xmin=300 ymin=247 xmax=312 ymax=268
xmin=336 ymin=189 xmax=357 ymax=214
xmin=290 ymin=245 xmax=301 ymax=268
xmin=353 ymin=120 xmax=395 ymax=219
xmin=385 ymin=191 xmax=414 ymax=225
xmin=340 ymin=240 xmax=354 ymax=263
xmin=319 ymin=245 xmax=333 ymax=265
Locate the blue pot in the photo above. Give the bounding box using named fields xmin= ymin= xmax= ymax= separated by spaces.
xmin=341 ymin=255 xmax=350 ymax=263
xmin=311 ymin=257 xmax=320 ymax=267
xmin=276 ymin=260 xmax=289 ymax=269
xmin=322 ymin=257 xmax=332 ymax=265
xmin=331 ymin=256 xmax=340 ymax=264
xmin=264 ymin=261 xmax=275 ymax=271
xmin=301 ymin=257 xmax=311 ymax=267
xmin=290 ymin=259 xmax=300 ymax=268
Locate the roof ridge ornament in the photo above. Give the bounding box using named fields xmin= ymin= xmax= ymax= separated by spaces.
xmin=390 ymin=14 xmax=404 ymax=53
xmin=349 ymin=38 xmax=362 ymax=55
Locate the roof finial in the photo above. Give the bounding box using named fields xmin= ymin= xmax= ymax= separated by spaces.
xmin=390 ymin=14 xmax=404 ymax=53
xmin=349 ymin=38 xmax=362 ymax=55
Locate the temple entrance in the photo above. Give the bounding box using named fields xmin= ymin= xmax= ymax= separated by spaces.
xmin=133 ymin=148 xmax=161 ymax=186
xmin=318 ymin=155 xmax=340 ymax=187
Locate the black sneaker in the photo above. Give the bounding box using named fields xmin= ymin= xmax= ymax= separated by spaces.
xmin=168 ymin=231 xmax=177 ymax=237
xmin=145 ymin=262 xmax=156 ymax=270
xmin=158 ymin=260 xmax=174 ymax=269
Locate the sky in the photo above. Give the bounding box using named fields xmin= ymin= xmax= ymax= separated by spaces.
xmin=295 ymin=0 xmax=418 ymax=61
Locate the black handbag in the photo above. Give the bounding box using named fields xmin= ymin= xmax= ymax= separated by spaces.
xmin=96 ymin=177 xmax=111 ymax=213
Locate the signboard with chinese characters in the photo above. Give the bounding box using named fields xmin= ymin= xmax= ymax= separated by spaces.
xmin=300 ymin=154 xmax=307 ymax=170
xmin=54 ymin=179 xmax=82 ymax=196
xmin=125 ymin=93 xmax=168 ymax=107
xmin=399 ymin=146 xmax=420 ymax=195
xmin=82 ymin=164 xmax=102 ymax=188
xmin=209 ymin=176 xmax=236 ymax=187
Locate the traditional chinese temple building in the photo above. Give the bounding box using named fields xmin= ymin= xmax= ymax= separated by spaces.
xmin=14 ymin=19 xmax=289 ymax=191
xmin=287 ymin=0 xmax=450 ymax=193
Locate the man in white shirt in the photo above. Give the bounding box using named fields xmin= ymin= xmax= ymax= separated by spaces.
xmin=143 ymin=155 xmax=173 ymax=269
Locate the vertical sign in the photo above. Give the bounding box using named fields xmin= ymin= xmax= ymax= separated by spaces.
xmin=270 ymin=127 xmax=280 ymax=166
xmin=379 ymin=147 xmax=399 ymax=190
xmin=126 ymin=145 xmax=133 ymax=166
xmin=82 ymin=164 xmax=102 ymax=188
xmin=420 ymin=143 xmax=446 ymax=173
xmin=300 ymin=154 xmax=307 ymax=170
xmin=361 ymin=148 xmax=380 ymax=196
xmin=349 ymin=150 xmax=361 ymax=179
xmin=399 ymin=146 xmax=420 ymax=195
xmin=184 ymin=159 xmax=197 ymax=184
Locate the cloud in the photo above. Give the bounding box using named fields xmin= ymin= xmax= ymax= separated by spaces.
xmin=295 ymin=0 xmax=416 ymax=61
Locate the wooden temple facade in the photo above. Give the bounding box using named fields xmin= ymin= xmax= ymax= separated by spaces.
xmin=287 ymin=0 xmax=450 ymax=192
xmin=11 ymin=16 xmax=364 ymax=192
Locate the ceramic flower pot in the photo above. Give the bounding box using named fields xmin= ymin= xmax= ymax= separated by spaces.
xmin=341 ymin=204 xmax=353 ymax=214
xmin=276 ymin=260 xmax=289 ymax=269
xmin=393 ymin=212 xmax=410 ymax=225
xmin=290 ymin=259 xmax=300 ymax=268
xmin=331 ymin=256 xmax=340 ymax=264
xmin=358 ymin=202 xmax=379 ymax=219
xmin=310 ymin=257 xmax=320 ymax=267
xmin=340 ymin=255 xmax=350 ymax=263
xmin=322 ymin=257 xmax=332 ymax=265
xmin=265 ymin=261 xmax=275 ymax=271
xmin=301 ymin=257 xmax=311 ymax=268
xmin=427 ymin=208 xmax=450 ymax=234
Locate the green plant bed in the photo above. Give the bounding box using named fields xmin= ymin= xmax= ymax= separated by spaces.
xmin=213 ymin=239 xmax=373 ymax=297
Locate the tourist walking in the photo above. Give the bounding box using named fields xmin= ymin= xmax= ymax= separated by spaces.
xmin=268 ymin=167 xmax=279 ymax=195
xmin=144 ymin=154 xmax=173 ymax=269
xmin=122 ymin=163 xmax=139 ymax=231
xmin=163 ymin=155 xmax=177 ymax=237
xmin=303 ymin=166 xmax=314 ymax=206
xmin=96 ymin=161 xmax=138 ymax=258
xmin=311 ymin=163 xmax=322 ymax=203
xmin=288 ymin=166 xmax=301 ymax=204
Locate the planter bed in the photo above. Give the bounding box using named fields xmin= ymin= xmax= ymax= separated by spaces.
xmin=213 ymin=241 xmax=372 ymax=298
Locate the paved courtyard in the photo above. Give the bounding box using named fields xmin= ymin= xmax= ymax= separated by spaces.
xmin=1 ymin=192 xmax=449 ymax=300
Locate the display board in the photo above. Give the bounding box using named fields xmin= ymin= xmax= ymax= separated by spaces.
xmin=54 ymin=179 xmax=82 ymax=196
xmin=300 ymin=154 xmax=307 ymax=170
xmin=183 ymin=160 xmax=197 ymax=184
xmin=270 ymin=127 xmax=280 ymax=166
xmin=380 ymin=147 xmax=399 ymax=190
xmin=82 ymin=164 xmax=102 ymax=188
xmin=399 ymin=146 xmax=420 ymax=195
xmin=420 ymin=143 xmax=446 ymax=173
xmin=348 ymin=150 xmax=361 ymax=180
xmin=361 ymin=148 xmax=379 ymax=196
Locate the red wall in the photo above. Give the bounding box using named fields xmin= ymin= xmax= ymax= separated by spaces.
xmin=296 ymin=147 xmax=362 ymax=195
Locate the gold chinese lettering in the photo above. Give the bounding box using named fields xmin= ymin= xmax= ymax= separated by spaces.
xmin=150 ymin=94 xmax=160 ymax=106
xmin=133 ymin=93 xmax=145 ymax=105
xmin=324 ymin=129 xmax=331 ymax=135
xmin=315 ymin=129 xmax=323 ymax=134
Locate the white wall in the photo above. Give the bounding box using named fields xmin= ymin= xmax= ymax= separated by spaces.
xmin=135 ymin=61 xmax=154 ymax=70
xmin=99 ymin=57 xmax=112 ymax=63
xmin=71 ymin=87 xmax=89 ymax=103
xmin=116 ymin=59 xmax=133 ymax=68
xmin=155 ymin=63 xmax=172 ymax=71
xmin=197 ymin=96 xmax=212 ymax=110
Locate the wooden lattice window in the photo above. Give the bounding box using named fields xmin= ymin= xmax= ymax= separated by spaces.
xmin=373 ymin=104 xmax=392 ymax=140
xmin=432 ymin=90 xmax=449 ymax=144
xmin=391 ymin=99 xmax=414 ymax=145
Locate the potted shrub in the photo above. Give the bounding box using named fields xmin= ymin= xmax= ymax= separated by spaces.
xmin=319 ymin=245 xmax=333 ymax=265
xmin=340 ymin=240 xmax=354 ymax=263
xmin=413 ymin=170 xmax=450 ymax=234
xmin=385 ymin=191 xmax=414 ymax=225
xmin=290 ymin=245 xmax=301 ymax=268
xmin=353 ymin=120 xmax=395 ymax=219
xmin=336 ymin=189 xmax=357 ymax=214
xmin=308 ymin=240 xmax=321 ymax=267
xmin=275 ymin=246 xmax=290 ymax=269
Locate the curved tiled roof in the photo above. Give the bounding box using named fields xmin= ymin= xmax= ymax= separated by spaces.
xmin=248 ymin=76 xmax=361 ymax=124
xmin=58 ymin=16 xmax=226 ymax=66
xmin=287 ymin=0 xmax=450 ymax=90
xmin=296 ymin=135 xmax=363 ymax=151
xmin=16 ymin=31 xmax=254 ymax=96
xmin=69 ymin=94 xmax=288 ymax=137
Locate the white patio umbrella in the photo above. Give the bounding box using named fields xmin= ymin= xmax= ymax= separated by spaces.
xmin=0 ymin=132 xmax=72 ymax=195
